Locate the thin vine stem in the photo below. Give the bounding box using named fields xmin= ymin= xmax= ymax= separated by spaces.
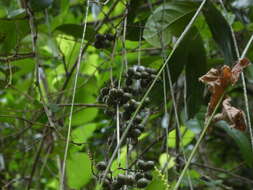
xmin=99 ymin=0 xmax=207 ymax=185
xmin=59 ymin=1 xmax=90 ymax=189
xmin=173 ymin=93 xmax=225 ymax=190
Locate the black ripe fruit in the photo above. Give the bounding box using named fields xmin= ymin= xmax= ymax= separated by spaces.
xmin=96 ymin=161 xmax=107 ymax=171
xmin=137 ymin=178 xmax=149 ymax=188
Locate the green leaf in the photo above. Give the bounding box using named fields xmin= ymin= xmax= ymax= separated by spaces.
xmin=217 ymin=121 xmax=253 ymax=167
xmin=185 ymin=27 xmax=207 ymax=118
xmin=143 ymin=1 xmax=198 ymax=47
xmin=29 ymin=0 xmax=53 ymax=12
xmin=71 ymin=123 xmax=97 ymax=144
xmin=167 ymin=126 xmax=195 ymax=148
xmin=66 ymin=152 xmax=92 ymax=189
xmin=111 ymin=146 xmax=127 ymax=176
xmin=0 ymin=19 xmax=30 ymax=53
xmin=54 ymin=24 xmax=96 ymax=41
xmin=159 ymin=153 xmax=175 ymax=169
xmin=146 ymin=170 xmax=168 ymax=190
xmin=203 ymin=1 xmax=237 ymax=66
xmin=69 ymin=78 xmax=99 ymax=126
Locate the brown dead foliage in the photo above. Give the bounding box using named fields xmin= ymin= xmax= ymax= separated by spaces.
xmin=199 ymin=58 xmax=250 ymax=131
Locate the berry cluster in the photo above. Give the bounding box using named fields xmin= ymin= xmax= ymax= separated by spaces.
xmin=96 ymin=159 xmax=154 ymax=189
xmin=96 ymin=65 xmax=157 ymax=189
xmin=126 ymin=66 xmax=157 ymax=89
xmin=94 ymin=34 xmax=115 ymax=49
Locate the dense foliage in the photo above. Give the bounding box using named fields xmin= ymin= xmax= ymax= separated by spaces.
xmin=1 ymin=0 xmax=253 ymax=189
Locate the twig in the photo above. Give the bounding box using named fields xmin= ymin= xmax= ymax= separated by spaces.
xmin=173 ymin=93 xmax=224 ymax=190
xmin=59 ymin=0 xmax=90 ymax=189
xmin=58 ymin=103 xmax=107 ymax=108
xmin=0 ymin=53 xmax=35 ymax=62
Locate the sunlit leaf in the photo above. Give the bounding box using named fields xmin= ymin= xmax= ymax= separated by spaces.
xmin=66 ymin=152 xmax=92 ymax=188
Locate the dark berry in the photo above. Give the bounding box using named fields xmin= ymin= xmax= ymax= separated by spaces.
xmin=125 ymin=175 xmax=135 ymax=186
xmin=137 ymin=178 xmax=149 ymax=188
xmin=104 ymin=109 xmax=115 ymax=117
xmin=123 ymin=111 xmax=131 ymax=120
xmin=95 ymin=34 xmax=105 ymax=41
xmin=136 ymin=66 xmax=145 ymax=72
xmin=121 ymin=92 xmax=132 ymax=104
xmin=94 ymin=41 xmax=105 ymax=49
xmin=96 ymin=161 xmax=107 ymax=171
xmin=137 ymin=160 xmax=146 ymax=169
xmin=115 ymin=88 xmax=124 ymax=97
xmin=136 ymin=124 xmax=145 ymax=132
xmin=135 ymin=172 xmax=144 ymax=181
xmin=117 ymin=174 xmax=128 ymax=184
xmin=145 ymin=68 xmax=157 ymax=74
xmin=127 ymin=68 xmax=135 ymax=76
xmin=109 ymin=88 xmax=118 ymax=96
xmin=112 ymin=179 xmax=123 ymax=189
xmin=144 ymin=173 xmax=153 ymax=180
xmin=133 ymin=72 xmax=142 ymax=79
xmin=141 ymin=71 xmax=150 ymax=79
xmin=141 ymin=79 xmax=150 ymax=88
xmin=105 ymin=34 xmax=115 ymax=41
xmin=130 ymin=128 xmax=141 ymax=138
xmin=133 ymin=115 xmax=142 ymax=124
xmin=125 ymin=78 xmax=133 ymax=86
xmin=100 ymin=87 xmax=110 ymax=96
xmin=144 ymin=161 xmax=155 ymax=171
xmin=102 ymin=178 xmax=111 ymax=189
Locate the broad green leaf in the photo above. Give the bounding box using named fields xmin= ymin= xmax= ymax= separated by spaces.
xmin=66 ymin=152 xmax=92 ymax=189
xmin=185 ymin=27 xmax=206 ymax=118
xmin=0 ymin=19 xmax=30 ymax=53
xmin=54 ymin=24 xmax=96 ymax=41
xmin=143 ymin=1 xmax=198 ymax=47
xmin=29 ymin=0 xmax=53 ymax=12
xmin=167 ymin=126 xmax=195 ymax=148
xmin=68 ymin=78 xmax=99 ymax=126
xmin=217 ymin=121 xmax=253 ymax=167
xmin=71 ymin=123 xmax=97 ymax=144
xmin=159 ymin=153 xmax=175 ymax=169
xmin=203 ymin=1 xmax=237 ymax=66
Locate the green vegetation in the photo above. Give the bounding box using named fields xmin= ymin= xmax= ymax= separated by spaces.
xmin=1 ymin=0 xmax=253 ymax=189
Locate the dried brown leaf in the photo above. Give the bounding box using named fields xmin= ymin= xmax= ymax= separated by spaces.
xmin=231 ymin=58 xmax=250 ymax=84
xmin=222 ymin=97 xmax=246 ymax=131
xmin=199 ymin=58 xmax=250 ymax=115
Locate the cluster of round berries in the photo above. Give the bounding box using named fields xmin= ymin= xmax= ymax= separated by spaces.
xmin=96 ymin=159 xmax=154 ymax=189
xmin=96 ymin=65 xmax=157 ymax=189
xmin=94 ymin=34 xmax=115 ymax=49
xmin=125 ymin=66 xmax=157 ymax=89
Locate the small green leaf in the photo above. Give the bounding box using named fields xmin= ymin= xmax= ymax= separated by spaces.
xmin=159 ymin=153 xmax=175 ymax=169
xmin=111 ymin=146 xmax=127 ymax=176
xmin=167 ymin=126 xmax=195 ymax=148
xmin=66 ymin=152 xmax=92 ymax=189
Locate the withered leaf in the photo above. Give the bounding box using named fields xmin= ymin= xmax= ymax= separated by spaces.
xmin=231 ymin=58 xmax=250 ymax=84
xmin=199 ymin=58 xmax=250 ymax=115
xmin=222 ymin=97 xmax=246 ymax=131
